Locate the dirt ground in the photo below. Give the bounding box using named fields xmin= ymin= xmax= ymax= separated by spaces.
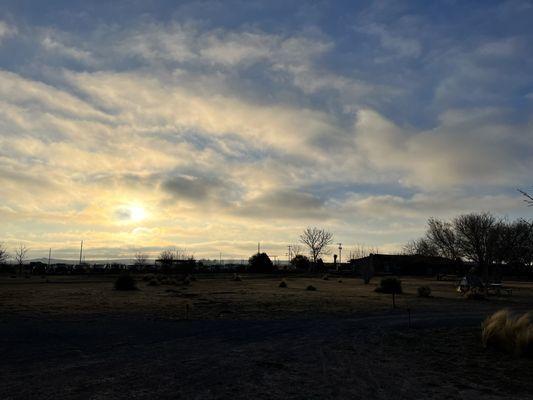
xmin=1 ymin=274 xmax=532 ymax=399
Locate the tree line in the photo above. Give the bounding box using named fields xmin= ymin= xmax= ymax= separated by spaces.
xmin=403 ymin=212 xmax=533 ymax=282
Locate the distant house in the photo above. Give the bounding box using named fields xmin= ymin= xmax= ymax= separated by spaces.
xmin=349 ymin=254 xmax=460 ymax=278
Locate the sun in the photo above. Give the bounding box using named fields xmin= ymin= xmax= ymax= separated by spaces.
xmin=129 ymin=205 xmax=146 ymax=222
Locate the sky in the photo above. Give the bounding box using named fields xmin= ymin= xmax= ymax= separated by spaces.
xmin=1 ymin=0 xmax=533 ymax=261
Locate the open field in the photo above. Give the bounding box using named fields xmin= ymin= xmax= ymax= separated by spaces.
xmin=1 ymin=274 xmax=533 ymax=399
xmin=2 ymin=274 xmax=533 ymax=319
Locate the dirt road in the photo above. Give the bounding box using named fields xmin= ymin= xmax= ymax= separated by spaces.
xmin=2 ymin=310 xmax=532 ymax=399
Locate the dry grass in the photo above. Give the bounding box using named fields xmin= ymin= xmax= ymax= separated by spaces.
xmin=482 ymin=309 xmax=533 ymax=357
xmin=1 ymin=275 xmax=533 ymax=320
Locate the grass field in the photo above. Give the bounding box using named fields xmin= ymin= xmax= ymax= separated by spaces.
xmin=1 ymin=274 xmax=533 ymax=399
xmin=2 ymin=274 xmax=533 ymax=319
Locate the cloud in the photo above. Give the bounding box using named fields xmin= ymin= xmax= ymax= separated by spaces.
xmin=234 ymin=188 xmax=327 ymax=220
xmin=0 ymin=2 xmax=532 ymax=259
xmin=355 ymin=109 xmax=532 ymax=188
xmin=0 ymin=21 xmax=17 ymax=43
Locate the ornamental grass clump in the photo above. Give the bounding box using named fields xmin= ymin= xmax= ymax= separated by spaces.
xmin=482 ymin=309 xmax=533 ymax=357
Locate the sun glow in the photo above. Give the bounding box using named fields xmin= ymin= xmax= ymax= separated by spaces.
xmin=115 ymin=203 xmax=148 ymax=223
xmin=129 ymin=205 xmax=147 ymax=222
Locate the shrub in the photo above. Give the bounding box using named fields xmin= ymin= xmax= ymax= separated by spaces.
xmin=482 ymin=309 xmax=533 ymax=357
xmin=375 ymin=277 xmax=402 ymax=294
xmin=142 ymin=273 xmax=155 ymax=282
xmin=322 ymin=274 xmax=329 ymax=280
xmin=338 ymin=279 xmax=343 ymax=283
xmin=147 ymin=278 xmax=160 ymax=286
xmin=306 ymin=285 xmax=317 ymax=291
xmin=279 ymin=279 xmax=287 ymax=288
xmin=417 ymin=285 xmax=432 ymax=297
xmin=232 ymin=273 xmax=242 ymax=281
xmin=114 ymin=274 xmax=137 ymax=291
xmin=248 ymin=252 xmax=274 ymax=273
xmin=290 ymin=254 xmax=311 ymax=271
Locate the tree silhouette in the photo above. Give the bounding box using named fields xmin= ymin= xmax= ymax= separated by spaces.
xmin=248 ymin=252 xmax=274 ymax=273
xmin=14 ymin=244 xmax=28 ymax=276
xmin=518 ymin=189 xmax=533 ymax=206
xmin=0 ymin=243 xmax=9 ymax=266
xmin=299 ymin=227 xmax=333 ymax=264
xmin=134 ymin=252 xmax=148 ymax=268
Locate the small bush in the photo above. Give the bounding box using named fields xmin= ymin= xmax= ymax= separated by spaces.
xmin=322 ymin=274 xmax=329 ymax=280
xmin=338 ymin=279 xmax=343 ymax=283
xmin=147 ymin=278 xmax=160 ymax=286
xmin=114 ymin=274 xmax=137 ymax=291
xmin=183 ymin=276 xmax=191 ymax=285
xmin=279 ymin=280 xmax=287 ymax=288
xmin=375 ymin=277 xmax=402 ymax=294
xmin=306 ymin=285 xmax=317 ymax=291
xmin=142 ymin=273 xmax=155 ymax=282
xmin=482 ymin=309 xmax=533 ymax=357
xmin=232 ymin=273 xmax=242 ymax=281
xmin=417 ymin=285 xmax=432 ymax=297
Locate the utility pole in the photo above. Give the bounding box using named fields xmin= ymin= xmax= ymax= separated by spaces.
xmin=258 ymin=242 xmax=261 ymax=254
xmin=48 ymin=248 xmax=51 ymax=271
xmin=338 ymin=243 xmax=343 ymax=264
xmin=79 ymin=241 xmax=83 ymax=265
xmin=287 ymin=245 xmax=292 ymax=262
xmin=219 ymin=252 xmax=222 ymax=265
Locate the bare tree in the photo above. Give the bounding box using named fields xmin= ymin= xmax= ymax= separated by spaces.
xmin=0 ymin=242 xmax=9 ymax=266
xmin=159 ymin=249 xmax=174 ymax=262
xmin=14 ymin=244 xmax=29 ymax=275
xmin=290 ymin=244 xmax=303 ymax=257
xmin=453 ymin=212 xmax=499 ymax=284
xmin=175 ymin=248 xmax=193 ymax=261
xmin=134 ymin=251 xmax=148 ymax=268
xmin=493 ymin=218 xmax=533 ymax=266
xmin=402 ymin=238 xmax=439 ymax=256
xmin=299 ymin=227 xmax=333 ymax=264
xmin=518 ymin=189 xmax=533 ymax=206
xmin=350 ymin=243 xmax=380 ymax=259
xmin=426 ymin=218 xmax=461 ymax=260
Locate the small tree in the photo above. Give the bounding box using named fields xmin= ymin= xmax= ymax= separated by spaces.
xmin=248 ymin=252 xmax=274 ymax=273
xmin=290 ymin=244 xmax=303 ymax=257
xmin=290 ymin=254 xmax=310 ymax=270
xmin=134 ymin=252 xmax=148 ymax=269
xmin=299 ymin=227 xmax=333 ymax=265
xmin=0 ymin=243 xmax=9 ymax=265
xmin=453 ymin=212 xmax=499 ymax=285
xmin=14 ymin=244 xmax=28 ymax=276
xmin=158 ymin=249 xmax=174 ymax=272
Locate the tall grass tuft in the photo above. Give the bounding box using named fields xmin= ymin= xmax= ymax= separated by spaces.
xmin=481 ymin=309 xmax=533 ymax=357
